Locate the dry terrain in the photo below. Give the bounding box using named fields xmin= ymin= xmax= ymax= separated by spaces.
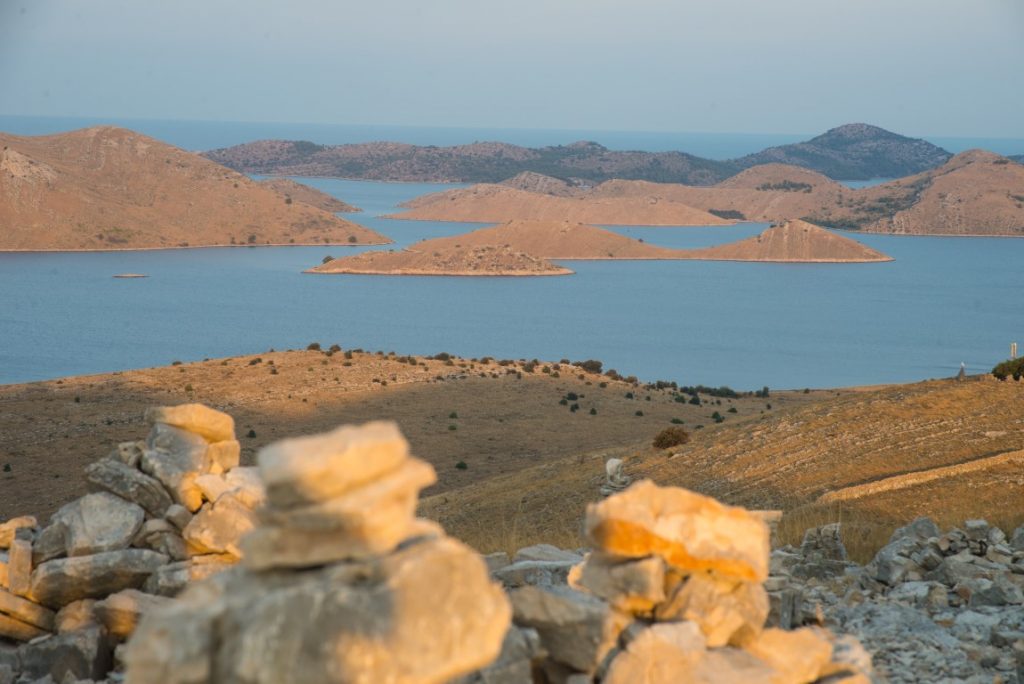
xmin=395 ymin=151 xmax=1024 ymax=236
xmin=0 ymin=127 xmax=388 ymax=250
xmin=2 ymin=351 xmax=1021 ymax=564
xmin=307 ymin=243 xmax=572 ymax=276
xmin=0 ymin=351 xmax=808 ymax=524
xmin=257 ymin=177 xmax=360 ymax=213
xmin=312 ymin=219 xmax=890 ymax=275
xmin=389 ymin=184 xmax=731 ymax=225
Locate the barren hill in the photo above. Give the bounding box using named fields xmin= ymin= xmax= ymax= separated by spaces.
xmin=257 ymin=177 xmax=360 ymax=213
xmin=0 ymin=127 xmax=389 ymax=251
xmin=202 ymin=123 xmax=950 ymax=184
xmin=687 ymin=220 xmax=892 ymax=262
xmin=735 ymin=123 xmax=952 ymax=180
xmin=388 ymin=184 xmax=731 ymax=225
xmin=307 ymin=243 xmax=572 ymax=277
xmin=312 ymin=219 xmax=891 ymax=275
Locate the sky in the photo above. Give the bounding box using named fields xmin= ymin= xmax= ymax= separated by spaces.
xmin=1 ymin=0 xmax=1022 ymax=137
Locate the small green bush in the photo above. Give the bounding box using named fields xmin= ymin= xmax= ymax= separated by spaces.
xmin=455 ymin=461 xmax=468 ymax=470
xmin=993 ymin=357 xmax=1024 ymax=381
xmin=449 ymin=411 xmax=458 ymax=419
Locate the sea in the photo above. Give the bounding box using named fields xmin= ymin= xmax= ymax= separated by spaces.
xmin=1 ymin=116 xmax=1022 ymax=390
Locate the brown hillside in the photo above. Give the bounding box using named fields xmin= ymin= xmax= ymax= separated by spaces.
xmin=389 ymin=184 xmax=730 ymax=226
xmin=687 ymin=220 xmax=892 ymax=262
xmin=307 ymin=244 xmax=572 ymax=276
xmin=0 ymin=127 xmax=389 ymax=250
xmin=313 ymin=219 xmax=890 ymax=275
xmin=258 ymin=177 xmax=361 ymax=213
xmin=499 ymin=171 xmax=582 ymax=197
xmin=857 ymin=150 xmax=1024 ymax=235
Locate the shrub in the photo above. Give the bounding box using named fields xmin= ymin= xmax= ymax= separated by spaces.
xmin=653 ymin=426 xmax=690 ymax=449
xmin=625 ymin=392 xmax=634 ymax=399
xmin=712 ymin=411 xmax=724 ymax=423
xmin=670 ymin=418 xmax=684 ymax=424
xmin=727 ymin=407 xmax=737 ymax=413
xmin=574 ymin=359 xmax=603 ymax=374
xmin=455 ymin=461 xmax=468 ymax=470
xmin=321 ymin=255 xmax=334 ymax=264
xmin=448 ymin=424 xmax=457 ymax=431
xmin=566 ymin=392 xmax=579 ymax=401
xmin=570 ymin=403 xmax=580 ymax=412
xmin=755 ymin=386 xmax=770 ymax=398
xmin=307 ymin=342 xmax=321 ymax=351
xmin=246 ymin=429 xmax=257 ymax=438
xmin=708 ymin=208 xmax=746 ymax=220
xmin=184 ymin=384 xmax=193 ymax=392
xmin=171 ymin=360 xmax=182 ymax=366
xmin=589 ymin=408 xmax=597 ymax=415
xmin=992 ymin=357 xmax=1024 ymax=381
xmin=688 ymin=395 xmax=701 ymax=405
xmin=635 ymin=410 xmax=644 ymax=417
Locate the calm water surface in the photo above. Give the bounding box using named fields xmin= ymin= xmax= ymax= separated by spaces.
xmin=1 ymin=178 xmax=1022 ymax=390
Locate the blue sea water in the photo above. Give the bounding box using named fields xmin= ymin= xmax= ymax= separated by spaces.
xmin=1 ymin=177 xmax=1022 ymax=390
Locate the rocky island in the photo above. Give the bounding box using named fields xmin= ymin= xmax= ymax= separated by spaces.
xmin=311 ymin=219 xmax=891 ymax=276
xmin=0 ymin=127 xmax=388 ymax=251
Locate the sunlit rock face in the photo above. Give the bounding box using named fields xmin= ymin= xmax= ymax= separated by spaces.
xmin=123 ymin=420 xmax=511 ymax=684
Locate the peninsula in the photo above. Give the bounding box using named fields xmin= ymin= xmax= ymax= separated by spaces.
xmin=0 ymin=127 xmax=389 ymax=251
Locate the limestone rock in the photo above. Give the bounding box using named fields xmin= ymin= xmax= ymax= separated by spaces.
xmin=569 ymin=552 xmax=666 ymax=614
xmin=603 ymin=621 xmax=708 ymax=684
xmin=6 ymin=539 xmax=31 ymax=598
xmin=654 ymin=572 xmax=768 ymax=647
xmin=142 ymin=556 xmax=234 ymax=597
xmin=743 ymin=627 xmax=832 ymax=682
xmin=0 ymin=588 xmax=55 ymax=631
xmin=145 ymin=404 xmax=235 ymax=443
xmin=483 ymin=552 xmax=510 ymax=573
xmin=141 ymin=427 xmax=209 ymax=512
xmin=494 ymin=559 xmax=578 ymax=589
xmin=0 ymin=554 xmax=6 ymax=590
xmin=584 ymin=480 xmax=770 ymax=582
xmin=125 ymin=536 xmax=511 ymax=684
xmin=0 ymin=518 xmax=36 ymax=549
xmin=29 ymin=549 xmax=169 ymax=608
xmin=195 ymin=466 xmax=263 ymax=506
xmin=47 ymin=492 xmax=146 ymax=558
xmin=207 ymin=440 xmax=241 ymax=474
xmin=164 ymin=504 xmax=193 ymax=531
xmin=132 ymin=519 xmax=188 ymax=561
xmin=31 ymin=523 xmax=67 ymax=565
xmin=54 ymin=600 xmax=98 ymax=633
xmin=95 ymin=589 xmax=172 ymax=640
xmin=258 ymin=421 xmax=409 ymax=509
xmin=182 ymin=491 xmax=259 ymax=558
xmin=85 ymin=458 xmax=173 ymax=518
xmin=16 ymin=624 xmax=113 ymax=682
xmin=514 ymin=543 xmax=584 ymax=564
xmin=510 ymin=585 xmax=629 ymax=673
xmin=452 ymin=626 xmax=542 ymax=684
xmin=111 ymin=440 xmax=146 ymax=468
xmin=0 ymin=612 xmax=47 ymax=642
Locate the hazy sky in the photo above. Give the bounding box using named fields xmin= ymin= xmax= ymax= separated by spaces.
xmin=1 ymin=0 xmax=1022 ymax=137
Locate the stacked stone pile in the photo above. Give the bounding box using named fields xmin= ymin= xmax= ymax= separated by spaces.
xmin=0 ymin=404 xmax=262 ymax=682
xmin=123 ymin=421 xmax=512 ymax=684
xmin=503 ymin=480 xmax=872 ymax=683
xmin=770 ymin=517 xmax=1024 ymax=683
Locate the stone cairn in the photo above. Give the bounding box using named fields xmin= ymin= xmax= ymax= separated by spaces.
xmin=598 ymin=459 xmax=631 ymax=497
xmin=122 ymin=420 xmax=511 ymax=683
xmin=0 ymin=404 xmax=264 ymax=682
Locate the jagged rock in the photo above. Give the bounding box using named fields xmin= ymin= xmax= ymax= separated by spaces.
xmin=600 ymin=458 xmax=632 ymax=497
xmin=926 ymin=556 xmax=995 ymax=587
xmin=514 ymin=543 xmax=584 ymax=564
xmin=510 ymin=585 xmax=629 ymax=673
xmin=258 ymin=421 xmax=410 ymax=509
xmin=31 ymin=523 xmax=67 ymax=565
xmin=0 ymin=588 xmax=55 ymax=631
xmin=453 ymin=626 xmax=542 ymax=684
xmin=1010 ymin=525 xmax=1024 ymax=552
xmin=141 ymin=556 xmax=234 ymax=597
xmin=182 ymin=492 xmax=258 ymax=557
xmin=0 ymin=518 xmax=36 ymax=549
xmin=44 ymin=492 xmax=146 ymax=558
xmin=141 ymin=424 xmax=211 ymax=512
xmin=6 ymin=538 xmax=31 ymax=598
xmin=867 ymin=536 xmax=922 ymax=585
xmin=110 ymin=440 xmax=145 ymax=468
xmin=243 ymin=459 xmax=437 ymax=570
xmin=891 ymin=517 xmax=942 ymax=542
xmin=95 ymin=589 xmax=172 ymax=640
xmin=206 ymin=440 xmax=241 ymax=474
xmin=602 ymin=621 xmax=708 ymax=684
xmin=887 ymin=581 xmax=948 ymax=611
xmin=15 ymin=625 xmax=113 ymax=682
xmin=145 ymin=404 xmax=235 ymax=443
xmin=957 ymin=576 xmax=1024 ymax=607
xmin=743 ymin=627 xmax=833 ymax=683
xmin=494 ymin=559 xmax=577 ymax=589
xmin=54 ymin=600 xmax=97 ymax=633
xmin=125 ymin=536 xmax=511 ymax=684
xmin=766 ymin=586 xmax=803 ymax=629
xmin=584 ymin=480 xmax=769 ymax=582
xmin=194 ymin=467 xmax=263 ymax=506
xmin=483 ymin=552 xmax=510 ymax=573
xmin=569 ymin=553 xmax=666 ymax=614
xmin=30 ymin=549 xmax=169 ymax=608
xmin=132 ymin=519 xmax=187 ymax=561
xmin=801 ymin=523 xmax=848 ymax=561
xmin=85 ymin=459 xmax=173 ymax=518
xmin=654 ymin=571 xmax=768 ymax=647
xmin=163 ymin=505 xmax=193 ymax=532
xmin=0 ymin=612 xmax=47 ymax=642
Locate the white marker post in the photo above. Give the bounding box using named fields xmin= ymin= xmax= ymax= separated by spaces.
xmin=1013 ymin=342 xmax=1018 ymax=359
